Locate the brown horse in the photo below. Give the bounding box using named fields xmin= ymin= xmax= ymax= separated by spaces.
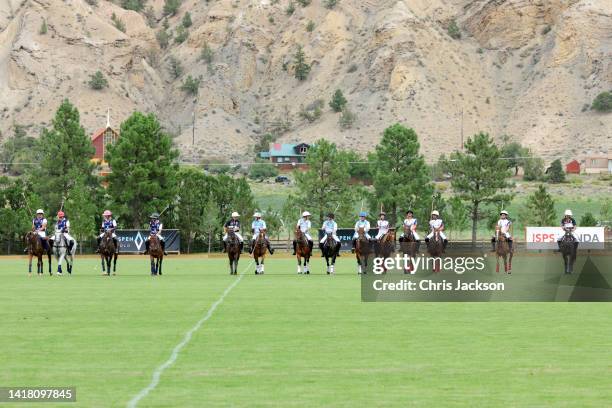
xmin=26 ymin=231 xmax=51 ymax=276
xmin=99 ymin=230 xmax=118 ymax=276
xmin=426 ymin=230 xmax=444 ymax=272
xmin=295 ymin=227 xmax=312 ymax=274
xmin=355 ymin=227 xmax=371 ymax=274
xmin=226 ymin=229 xmax=241 ymax=275
xmin=399 ymin=226 xmax=418 ymax=274
xmin=495 ymin=229 xmax=513 ymax=274
xmin=148 ymin=235 xmax=164 ymax=276
xmin=374 ymin=229 xmax=396 ymax=273
xmin=253 ymin=229 xmax=268 ymax=274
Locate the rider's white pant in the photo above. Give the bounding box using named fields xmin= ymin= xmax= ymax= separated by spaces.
xmin=37 ymin=231 xmax=46 ymax=238
xmin=495 ymin=232 xmax=511 ymax=239
xmin=50 ymin=233 xmax=74 ymax=243
xmin=252 ymin=235 xmax=269 ymax=241
xmin=427 ymin=231 xmax=447 ymax=240
xmin=223 ymin=232 xmax=244 ymax=242
xmin=99 ymin=232 xmax=117 ymax=238
xmin=146 ymin=234 xmax=164 ymax=241
xmin=557 ymin=232 xmax=580 ymax=242
xmin=400 ymin=231 xmax=420 ymax=240
xmin=320 ymin=234 xmax=340 ymax=244
xmin=352 ymin=232 xmax=371 ymax=240
xmin=375 ymin=231 xmax=388 ymax=240
xmin=300 ymin=232 xmax=313 ymax=241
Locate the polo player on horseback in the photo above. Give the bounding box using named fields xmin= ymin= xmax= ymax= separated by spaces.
xmin=491 ymin=210 xmax=513 ymax=252
xmin=144 ymin=213 xmax=167 ymax=255
xmin=49 ymin=211 xmax=75 ymax=253
xmin=557 ymin=209 xmax=579 ymax=251
xmin=96 ymin=210 xmax=118 ymax=253
xmin=425 ymin=210 xmax=448 ymax=249
xmin=293 ymin=211 xmax=314 ymax=255
xmin=28 ymin=209 xmax=50 ymax=252
xmin=400 ymin=210 xmax=420 ymax=242
xmin=222 ymin=211 xmax=244 ymax=253
xmin=319 ymin=213 xmax=341 ymax=255
xmin=351 ymin=211 xmax=371 ymax=253
xmin=373 ymin=211 xmax=390 ymax=242
xmin=249 ymin=212 xmax=274 ymax=255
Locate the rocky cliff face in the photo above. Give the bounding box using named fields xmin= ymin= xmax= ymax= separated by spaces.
xmin=0 ymin=0 xmax=610 ymax=162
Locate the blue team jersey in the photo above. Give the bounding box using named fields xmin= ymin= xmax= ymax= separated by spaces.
xmin=33 ymin=218 xmax=46 ymax=230
xmin=102 ymin=219 xmax=116 ymax=231
xmin=57 ymin=219 xmax=68 ymax=231
xmin=150 ymin=219 xmax=161 ymax=234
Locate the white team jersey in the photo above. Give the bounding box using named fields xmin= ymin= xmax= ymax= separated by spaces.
xmin=252 ymin=220 xmax=267 ymax=234
xmin=322 ymin=220 xmax=337 ymax=234
xmin=377 ymin=219 xmax=390 ymax=233
xmin=354 ymin=220 xmax=370 ymax=232
xmin=429 ymin=219 xmax=444 ymax=230
xmin=497 ymin=219 xmax=511 ymax=232
xmin=297 ymin=218 xmax=311 ymax=232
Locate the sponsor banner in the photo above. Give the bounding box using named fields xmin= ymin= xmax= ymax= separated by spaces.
xmin=318 ymin=228 xmax=379 ymax=250
xmin=116 ymin=229 xmax=181 ymax=253
xmin=361 ymin=253 xmax=612 ymax=302
xmin=525 ymin=227 xmax=605 ymax=250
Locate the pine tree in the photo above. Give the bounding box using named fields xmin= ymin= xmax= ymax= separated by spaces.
xmin=105 ymin=112 xmax=179 ymax=228
xmin=168 ymin=56 xmax=183 ymax=79
xmin=547 ymin=159 xmax=566 ymax=183
xmin=522 ymin=185 xmax=555 ymax=226
xmin=293 ymin=45 xmax=311 ymax=81
xmin=163 ymin=0 xmax=181 ymax=16
xmin=182 ymin=12 xmax=192 ymax=28
xmin=369 ymin=124 xmax=433 ymax=226
xmin=88 ymin=71 xmax=108 ymax=90
xmin=329 ymin=89 xmax=347 ymax=112
xmin=28 ymin=99 xmax=97 ymax=211
xmin=592 ymin=91 xmax=612 ymax=112
xmin=443 ymin=132 xmax=513 ymax=244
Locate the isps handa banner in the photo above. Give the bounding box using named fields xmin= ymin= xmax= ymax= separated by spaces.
xmin=525 ymin=227 xmax=605 ymax=250
xmin=115 ymin=230 xmax=181 ymax=253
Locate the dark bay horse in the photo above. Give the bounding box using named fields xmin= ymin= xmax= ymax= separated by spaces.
xmin=355 ymin=227 xmax=371 ymax=274
xmin=253 ymin=229 xmax=268 ymax=274
xmin=99 ymin=230 xmax=118 ymax=276
xmin=559 ymin=227 xmax=578 ymax=274
xmin=427 ymin=229 xmax=444 ymax=272
xmin=374 ymin=229 xmax=395 ymax=273
xmin=399 ymin=226 xmax=418 ymax=274
xmin=321 ymin=232 xmax=339 ymax=274
xmin=148 ymin=235 xmax=164 ymax=276
xmin=227 ymin=229 xmax=241 ymax=275
xmin=26 ymin=231 xmax=50 ymax=276
xmin=495 ymin=229 xmax=513 ymax=274
xmin=295 ymin=227 xmax=312 ymax=274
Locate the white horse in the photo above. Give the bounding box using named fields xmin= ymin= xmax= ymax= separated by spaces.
xmin=52 ymin=230 xmax=76 ymax=275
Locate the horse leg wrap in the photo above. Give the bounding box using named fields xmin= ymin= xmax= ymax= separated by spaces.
xmin=161 ymin=240 xmax=167 ymax=254
xmin=113 ymin=238 xmax=119 ymax=253
xmin=239 ymin=241 xmax=244 ymax=251
xmin=351 ymin=239 xmax=356 ymax=253
xmin=292 ymin=241 xmax=296 ymax=255
xmin=222 ymin=241 xmax=227 ymax=253
xmin=491 ymin=237 xmax=496 ymax=252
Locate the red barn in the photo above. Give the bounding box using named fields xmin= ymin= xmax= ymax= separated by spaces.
xmin=565 ymin=160 xmax=580 ymax=174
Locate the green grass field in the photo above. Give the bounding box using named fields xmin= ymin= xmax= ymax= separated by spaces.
xmin=1 ymin=255 xmax=612 ymax=407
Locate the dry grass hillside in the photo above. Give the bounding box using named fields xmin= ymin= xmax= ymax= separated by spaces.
xmin=0 ymin=0 xmax=610 ymax=162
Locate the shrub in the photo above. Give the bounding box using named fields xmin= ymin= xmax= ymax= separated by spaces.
xmin=541 ymin=25 xmax=551 ymax=35
xmin=181 ymin=75 xmax=201 ymax=95
xmin=306 ymin=21 xmax=315 ymax=32
xmin=339 ymin=107 xmax=356 ymax=129
xmin=523 ymin=157 xmax=544 ymax=181
xmin=329 ymin=89 xmax=347 ymax=112
xmin=248 ymin=162 xmax=279 ymax=180
xmin=39 ymin=20 xmax=47 ymax=35
xmin=546 ymin=159 xmax=565 ymax=183
xmin=168 ymin=56 xmax=183 ymax=79
xmin=580 ymin=212 xmax=598 ymax=226
xmin=111 ymin=13 xmax=126 ymax=33
xmin=447 ymin=19 xmax=461 ymax=39
xmin=121 ymin=0 xmax=145 ymax=11
xmin=85 ymin=0 xmax=98 ymax=5
xmin=199 ymin=42 xmax=214 ymax=64
xmin=286 ymin=1 xmax=295 ymax=15
xmin=182 ymin=12 xmax=192 ymax=28
xmin=163 ymin=0 xmax=181 ymax=17
xmin=347 ymin=63 xmax=358 ymax=73
xmin=324 ymin=0 xmax=338 ymax=9
xmin=156 ymin=29 xmax=170 ymax=49
xmin=88 ymin=71 xmax=108 ymax=90
xmin=296 ymin=0 xmax=311 ymax=6
xmin=174 ymin=26 xmax=188 ymax=43
xmin=592 ymin=91 xmax=612 ymax=112
xmin=299 ymin=102 xmax=322 ymax=123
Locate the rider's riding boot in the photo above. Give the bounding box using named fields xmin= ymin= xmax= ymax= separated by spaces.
xmin=222 ymin=241 xmax=227 ymax=253
xmin=161 ymin=240 xmax=167 ymax=255
xmin=23 ymin=247 xmax=28 ymax=254
xmin=266 ymin=240 xmax=274 ymax=255
xmin=249 ymin=241 xmax=254 ymax=254
xmin=573 ymin=241 xmax=579 ymax=252
xmin=95 ymin=237 xmax=101 ymax=253
xmin=508 ymin=239 xmax=513 ymax=252
xmin=556 ymin=240 xmax=561 ymax=252
xmin=308 ymin=240 xmax=313 ymax=252
xmin=336 ymin=242 xmax=342 ymax=255
xmin=68 ymin=240 xmax=74 ymax=253
xmin=319 ymin=242 xmax=324 ymax=257
xmin=144 ymin=240 xmax=150 ymax=255
xmin=239 ymin=241 xmax=244 ymax=252
xmin=491 ymin=237 xmax=496 ymax=252
xmin=351 ymin=239 xmax=356 ymax=253
xmin=113 ymin=237 xmax=119 ymax=254
xmin=292 ymin=240 xmax=296 ymax=255
xmin=425 ymin=238 xmax=430 ymax=244
xmin=416 ymin=240 xmax=421 ymax=253
xmin=443 ymin=239 xmax=448 ymax=250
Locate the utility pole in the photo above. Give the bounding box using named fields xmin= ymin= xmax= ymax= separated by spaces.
xmin=192 ymin=110 xmax=195 ymax=145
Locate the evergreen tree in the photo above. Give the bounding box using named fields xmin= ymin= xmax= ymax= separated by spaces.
xmin=592 ymin=91 xmax=612 ymax=112
xmin=523 ymin=156 xmax=544 ymax=181
xmin=29 ymin=99 xmax=97 ymax=211
xmin=522 ymin=185 xmax=555 ymax=226
xmin=0 ymin=178 xmax=37 ymax=253
xmin=443 ymin=132 xmax=512 ymax=244
xmin=547 ymin=159 xmax=566 ymax=183
xmin=88 ymin=71 xmax=108 ymax=90
xmin=580 ymin=212 xmax=597 ymax=227
xmin=105 ymin=112 xmax=179 ymax=228
xmin=182 ymin=11 xmax=192 ymax=28
xmin=369 ymin=124 xmax=433 ymax=226
xmin=329 ymin=89 xmax=347 ymax=112
xmin=163 ymin=0 xmax=181 ymax=16
xmin=121 ymin=0 xmax=146 ymax=11
xmin=293 ymin=139 xmax=356 ymax=224
xmin=0 ymin=124 xmax=35 ymax=175
xmin=168 ymin=56 xmax=183 ymax=79
xmin=64 ymin=175 xmax=99 ymax=254
xmin=293 ymin=45 xmax=311 ymax=81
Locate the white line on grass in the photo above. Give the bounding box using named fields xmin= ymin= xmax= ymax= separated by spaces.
xmin=127 ymin=261 xmax=254 ymax=408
